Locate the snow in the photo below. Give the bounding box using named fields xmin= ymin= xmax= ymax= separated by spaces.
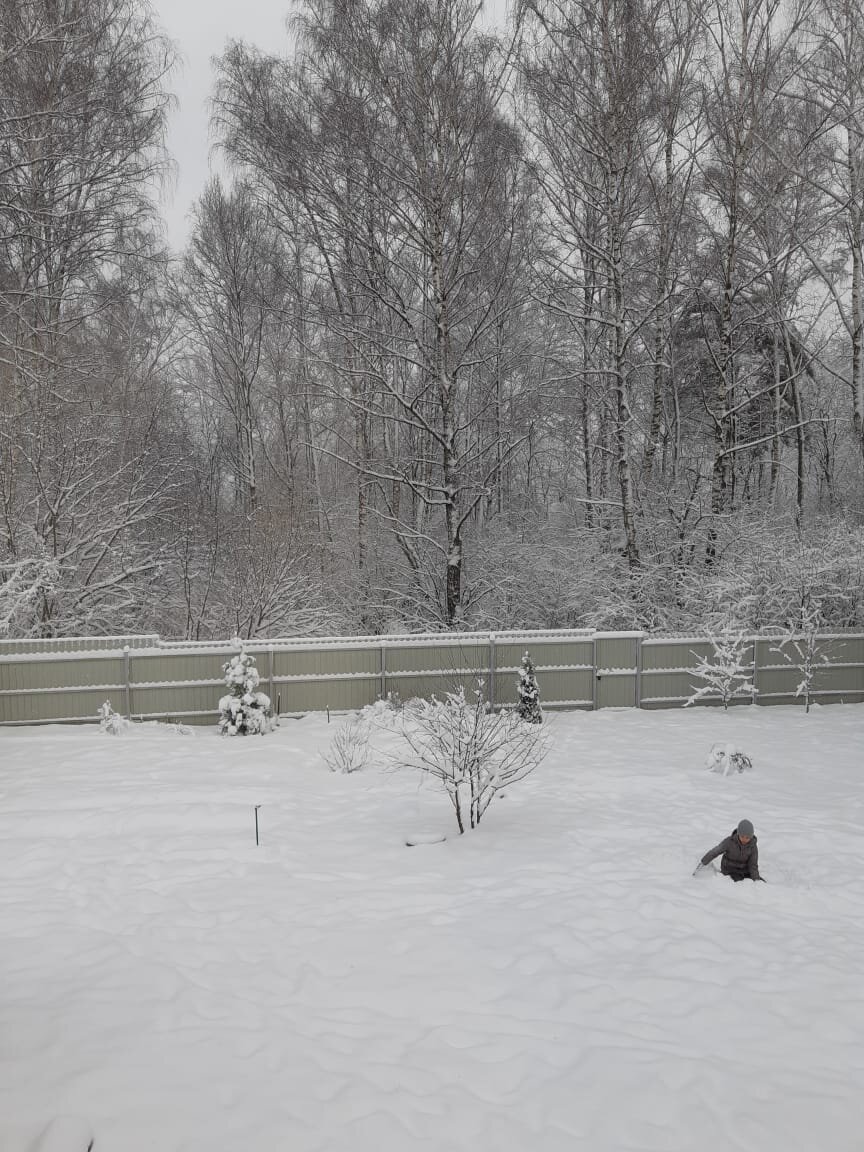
xmin=0 ymin=703 xmax=863 ymax=1152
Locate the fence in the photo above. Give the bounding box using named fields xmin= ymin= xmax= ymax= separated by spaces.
xmin=0 ymin=629 xmax=862 ymax=726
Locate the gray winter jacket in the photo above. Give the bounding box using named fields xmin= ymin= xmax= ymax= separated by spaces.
xmin=701 ymin=830 xmax=761 ymax=879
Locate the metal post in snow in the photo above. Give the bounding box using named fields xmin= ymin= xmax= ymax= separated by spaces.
xmin=254 ymin=805 xmax=261 ymax=846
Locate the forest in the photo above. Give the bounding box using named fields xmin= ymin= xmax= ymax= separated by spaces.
xmin=2 ymin=0 xmax=864 ymax=639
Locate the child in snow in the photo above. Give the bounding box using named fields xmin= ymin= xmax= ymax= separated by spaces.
xmin=698 ymin=819 xmax=764 ymax=882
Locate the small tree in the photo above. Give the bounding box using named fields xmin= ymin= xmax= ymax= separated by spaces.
xmin=685 ymin=625 xmax=756 ymax=710
xmin=517 ymin=651 xmax=543 ymax=723
xmin=218 ymin=651 xmax=271 ymax=735
xmin=398 ymin=684 xmax=547 ymax=834
xmin=770 ymin=601 xmax=833 ymax=713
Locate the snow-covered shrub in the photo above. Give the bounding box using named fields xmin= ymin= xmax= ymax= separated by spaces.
xmin=324 ymin=715 xmax=370 ymax=773
xmin=381 ymin=689 xmax=403 ymax=712
xmin=705 ymin=742 xmax=753 ymax=776
xmin=360 ymin=692 xmax=403 ymax=729
xmin=0 ymin=553 xmax=59 ymax=637
xmin=517 ymin=650 xmax=543 ymax=724
xmin=770 ymin=601 xmax=834 ymax=713
xmin=398 ymin=684 xmax=547 ymax=834
xmin=218 ymin=651 xmax=272 ymax=736
xmin=158 ymin=721 xmax=195 ymax=736
xmin=98 ymin=700 xmax=130 ymax=735
xmin=685 ymin=624 xmax=756 ymax=710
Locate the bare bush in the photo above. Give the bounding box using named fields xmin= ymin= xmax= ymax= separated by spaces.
xmin=398 ymin=686 xmax=547 ymax=834
xmin=324 ymin=716 xmax=370 ymax=774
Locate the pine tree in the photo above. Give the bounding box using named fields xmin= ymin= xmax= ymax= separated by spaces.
xmin=517 ymin=651 xmax=543 ymax=724
xmin=218 ymin=651 xmax=272 ymax=735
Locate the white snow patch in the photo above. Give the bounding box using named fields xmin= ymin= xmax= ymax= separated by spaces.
xmin=404 ymin=832 xmax=447 ymax=846
xmin=1 ymin=705 xmax=863 ymax=1151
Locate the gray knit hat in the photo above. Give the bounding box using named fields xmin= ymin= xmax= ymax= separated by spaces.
xmin=737 ymin=819 xmax=754 ymax=838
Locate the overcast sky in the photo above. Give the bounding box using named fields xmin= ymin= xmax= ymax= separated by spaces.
xmin=153 ymin=0 xmax=292 ymax=250
xmin=153 ymin=0 xmax=509 ymax=252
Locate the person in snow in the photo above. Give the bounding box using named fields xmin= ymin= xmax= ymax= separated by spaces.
xmin=697 ymin=819 xmax=764 ymax=881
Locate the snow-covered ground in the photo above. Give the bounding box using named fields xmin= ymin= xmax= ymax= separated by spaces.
xmin=1 ymin=703 xmax=863 ymax=1152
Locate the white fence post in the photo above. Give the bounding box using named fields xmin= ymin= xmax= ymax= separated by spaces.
xmin=123 ymin=645 xmax=131 ymax=719
xmin=635 ymin=634 xmax=643 ymax=708
xmin=488 ymin=633 xmax=496 ymax=708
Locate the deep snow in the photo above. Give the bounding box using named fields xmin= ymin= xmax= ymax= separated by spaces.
xmin=0 ymin=703 xmax=862 ymax=1151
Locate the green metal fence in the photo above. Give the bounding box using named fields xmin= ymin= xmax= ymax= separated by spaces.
xmin=0 ymin=629 xmax=862 ymax=726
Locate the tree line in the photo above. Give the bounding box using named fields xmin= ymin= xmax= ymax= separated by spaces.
xmin=2 ymin=0 xmax=863 ymax=639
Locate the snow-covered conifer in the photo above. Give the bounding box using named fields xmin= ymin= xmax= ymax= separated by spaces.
xmin=517 ymin=651 xmax=543 ymax=723
xmin=218 ymin=651 xmax=272 ymax=735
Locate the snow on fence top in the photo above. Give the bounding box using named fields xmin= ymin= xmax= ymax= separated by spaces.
xmin=0 ymin=628 xmax=860 ymax=666
xmin=0 ymin=634 xmax=160 ymax=656
xmin=0 ymin=629 xmax=595 ymax=665
xmin=155 ymin=627 xmax=596 ymax=653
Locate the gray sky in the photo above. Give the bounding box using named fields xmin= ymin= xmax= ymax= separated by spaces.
xmin=154 ymin=0 xmax=292 ymax=250
xmin=153 ymin=0 xmax=509 ymax=252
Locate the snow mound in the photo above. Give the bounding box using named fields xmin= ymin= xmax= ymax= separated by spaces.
xmin=705 ymin=740 xmax=753 ymax=775
xmin=404 ymin=832 xmax=447 ymax=846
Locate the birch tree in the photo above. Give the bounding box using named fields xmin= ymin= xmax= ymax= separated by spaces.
xmin=218 ymin=0 xmax=531 ymax=627
xmin=695 ymin=0 xmax=813 ymax=559
xmin=800 ymin=0 xmax=864 ymax=478
xmin=0 ymin=0 xmax=176 ymax=632
xmin=519 ymin=0 xmax=661 ymax=565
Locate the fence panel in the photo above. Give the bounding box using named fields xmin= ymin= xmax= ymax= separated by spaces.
xmin=1 ymin=629 xmax=862 ymax=725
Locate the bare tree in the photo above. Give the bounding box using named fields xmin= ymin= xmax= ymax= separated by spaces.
xmin=0 ymin=0 xmax=177 ymax=633
xmin=178 ymin=178 xmax=284 ymax=514
xmin=217 ymin=0 xmax=532 ymax=628
xmin=519 ymin=0 xmax=666 ymax=566
xmin=694 ymin=0 xmax=814 ymax=559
